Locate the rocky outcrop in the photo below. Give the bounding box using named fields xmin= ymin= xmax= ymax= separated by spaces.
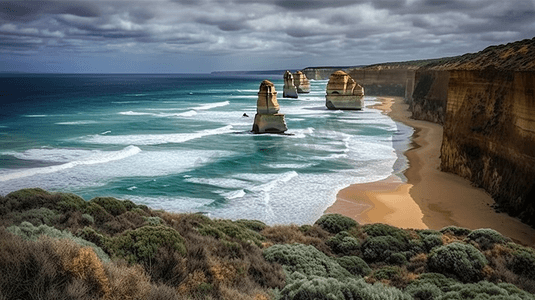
xmin=283 ymin=71 xmax=298 ymax=98
xmin=410 ymin=70 xmax=449 ymax=124
xmin=293 ymin=71 xmax=310 ymax=93
xmin=325 ymin=70 xmax=364 ymax=110
xmin=252 ymin=80 xmax=287 ymax=134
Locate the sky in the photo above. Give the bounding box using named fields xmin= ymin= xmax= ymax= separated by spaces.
xmin=1 ymin=0 xmax=534 ymax=73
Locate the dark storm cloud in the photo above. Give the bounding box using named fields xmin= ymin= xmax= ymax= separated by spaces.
xmin=0 ymin=0 xmax=534 ymax=72
xmin=0 ymin=0 xmax=101 ymax=21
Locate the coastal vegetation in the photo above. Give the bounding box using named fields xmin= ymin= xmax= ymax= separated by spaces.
xmin=1 ymin=188 xmax=535 ymax=299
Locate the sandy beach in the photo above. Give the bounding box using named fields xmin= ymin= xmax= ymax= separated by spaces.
xmin=325 ymin=97 xmax=535 ymax=247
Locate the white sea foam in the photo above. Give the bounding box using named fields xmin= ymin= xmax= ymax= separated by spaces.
xmin=56 ymin=121 xmax=98 ymax=125
xmin=263 ymin=163 xmax=317 ymax=169
xmin=119 ymin=111 xmax=153 ymax=116
xmin=0 ymin=145 xmax=142 ymax=182
xmin=82 ymin=125 xmax=234 ymax=145
xmin=191 ymin=101 xmax=230 ymax=111
xmin=101 ymin=131 xmax=111 ymax=135
xmin=24 ymin=115 xmax=48 ymax=118
xmin=177 ymin=110 xmax=197 ymax=117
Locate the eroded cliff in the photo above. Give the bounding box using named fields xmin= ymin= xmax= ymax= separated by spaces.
xmin=414 ymin=38 xmax=535 ymax=225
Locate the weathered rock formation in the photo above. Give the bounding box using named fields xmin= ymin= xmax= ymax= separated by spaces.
xmin=293 ymin=71 xmax=310 ymax=93
xmin=325 ymin=70 xmax=364 ymax=110
xmin=252 ymin=80 xmax=288 ymax=134
xmin=283 ymin=71 xmax=298 ymax=98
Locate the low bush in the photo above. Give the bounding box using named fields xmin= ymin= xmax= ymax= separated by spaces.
xmin=508 ymin=244 xmax=535 ymax=279
xmin=89 ymin=197 xmax=128 ymax=216
xmin=363 ymin=223 xmax=411 ymax=242
xmin=314 ymin=214 xmax=358 ymax=234
xmin=428 ymin=242 xmax=488 ymax=282
xmin=361 ymin=235 xmax=406 ymax=262
xmin=467 ymin=228 xmax=510 ymax=250
xmin=279 ymin=277 xmax=411 ymax=300
xmin=7 ymin=207 xmax=60 ymax=226
xmin=417 ymin=229 xmax=442 ymax=238
xmin=263 ymin=243 xmax=351 ymax=282
xmin=440 ymin=226 xmax=472 ymax=236
xmin=236 ymin=219 xmax=267 ymax=232
xmin=199 ymin=219 xmax=265 ymax=247
xmin=373 ymin=266 xmax=402 ymax=281
xmin=7 ymin=221 xmax=110 ymax=262
xmin=336 ymin=256 xmax=371 ymax=276
xmin=404 ymin=281 xmax=442 ymax=300
xmin=111 ymin=225 xmax=186 ymax=265
xmin=326 ymin=231 xmax=360 ymax=255
xmin=422 ymin=234 xmax=443 ymax=252
xmin=387 ymin=252 xmax=409 ymax=265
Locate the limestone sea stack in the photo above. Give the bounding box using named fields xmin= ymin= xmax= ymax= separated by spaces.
xmin=325 ymin=70 xmax=365 ymax=110
xmin=252 ymin=80 xmax=288 ymax=133
xmin=293 ymin=71 xmax=311 ymax=93
xmin=283 ymin=71 xmax=298 ymax=98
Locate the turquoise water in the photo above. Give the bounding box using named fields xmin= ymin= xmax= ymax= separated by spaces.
xmin=0 ymin=74 xmax=412 ymax=224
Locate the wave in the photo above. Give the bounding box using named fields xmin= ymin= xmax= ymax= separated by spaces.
xmin=191 ymin=101 xmax=230 ymax=111
xmin=82 ymin=125 xmax=234 ymax=145
xmin=101 ymin=130 xmax=111 ymax=135
xmin=118 ymin=111 xmax=153 ymax=116
xmin=23 ymin=115 xmax=48 ymax=118
xmin=56 ymin=121 xmax=98 ymax=125
xmin=0 ymin=145 xmax=141 ymax=182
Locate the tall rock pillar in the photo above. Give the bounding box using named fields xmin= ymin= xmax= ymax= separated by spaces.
xmin=325 ymin=70 xmax=365 ymax=110
xmin=252 ymin=80 xmax=288 ymax=133
xmin=283 ymin=71 xmax=298 ymax=98
xmin=293 ymin=71 xmax=311 ymax=93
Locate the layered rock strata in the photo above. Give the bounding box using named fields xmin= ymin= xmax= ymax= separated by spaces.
xmin=325 ymin=70 xmax=364 ymax=110
xmin=283 ymin=71 xmax=298 ymax=98
xmin=293 ymin=71 xmax=311 ymax=93
xmin=252 ymin=80 xmax=288 ymax=134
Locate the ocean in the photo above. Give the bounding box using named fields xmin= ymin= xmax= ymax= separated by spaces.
xmin=0 ymin=73 xmax=412 ymax=225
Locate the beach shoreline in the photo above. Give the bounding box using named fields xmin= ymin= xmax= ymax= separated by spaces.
xmin=325 ymin=97 xmax=535 ymax=247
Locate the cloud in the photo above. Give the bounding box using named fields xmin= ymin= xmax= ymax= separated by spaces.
xmin=0 ymin=0 xmax=533 ymax=72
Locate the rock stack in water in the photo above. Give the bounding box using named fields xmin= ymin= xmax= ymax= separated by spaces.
xmin=283 ymin=71 xmax=298 ymax=98
xmin=293 ymin=71 xmax=311 ymax=93
xmin=325 ymin=70 xmax=365 ymax=110
xmin=252 ymin=80 xmax=288 ymax=134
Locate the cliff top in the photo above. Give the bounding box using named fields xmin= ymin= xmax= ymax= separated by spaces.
xmin=427 ymin=37 xmax=535 ymax=71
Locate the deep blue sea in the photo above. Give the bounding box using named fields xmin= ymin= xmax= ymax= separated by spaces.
xmin=0 ymin=74 xmax=412 ymax=225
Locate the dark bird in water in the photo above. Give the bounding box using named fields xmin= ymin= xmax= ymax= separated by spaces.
xmin=243 ymin=113 xmax=249 ymax=117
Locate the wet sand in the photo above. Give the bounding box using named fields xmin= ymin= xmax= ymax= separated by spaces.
xmin=325 ymin=97 xmax=535 ymax=247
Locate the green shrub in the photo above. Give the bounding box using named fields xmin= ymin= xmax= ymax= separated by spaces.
xmin=467 ymin=228 xmax=509 ymax=250
xmin=422 ymin=234 xmax=443 ymax=252
xmin=81 ymin=213 xmax=95 ymax=224
xmin=418 ymin=229 xmax=442 ymax=238
xmin=7 ymin=222 xmax=109 ymax=262
xmin=407 ymin=273 xmax=459 ymax=294
xmin=198 ymin=219 xmax=265 ymax=247
xmin=363 ymin=223 xmax=411 ymax=241
xmin=235 ymin=219 xmax=267 ymax=232
xmin=326 ymin=231 xmax=360 ymax=255
xmin=55 ymin=192 xmax=87 ymax=212
xmin=440 ymin=226 xmax=471 ymax=236
xmin=143 ymin=216 xmax=163 ymax=226
xmin=441 ymin=281 xmax=535 ymax=300
xmin=404 ymin=282 xmax=443 ymax=300
xmin=8 ymin=207 xmax=60 ymax=226
xmin=279 ymin=277 xmax=410 ymax=300
xmin=428 ymin=242 xmax=488 ymax=282
xmin=84 ymin=202 xmax=113 ymax=224
xmin=336 ymin=256 xmax=371 ymax=276
xmin=373 ymin=266 xmax=402 ymax=281
xmin=89 ymin=197 xmax=127 ymax=216
xmin=263 ymin=243 xmax=351 ymax=282
xmin=314 ymin=214 xmax=358 ymax=234
xmin=361 ymin=235 xmax=405 ymax=262
xmin=111 ymin=225 xmax=186 ymax=265
xmin=387 ymin=252 xmax=408 ymax=265
xmin=508 ymin=245 xmax=535 ymax=279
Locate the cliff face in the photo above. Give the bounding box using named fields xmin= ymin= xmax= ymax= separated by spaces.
xmin=441 ymin=69 xmax=535 ymax=225
xmin=410 ymin=70 xmax=449 ymax=124
xmin=348 ymin=67 xmax=416 ymax=98
xmin=411 ymin=38 xmax=535 ymax=225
